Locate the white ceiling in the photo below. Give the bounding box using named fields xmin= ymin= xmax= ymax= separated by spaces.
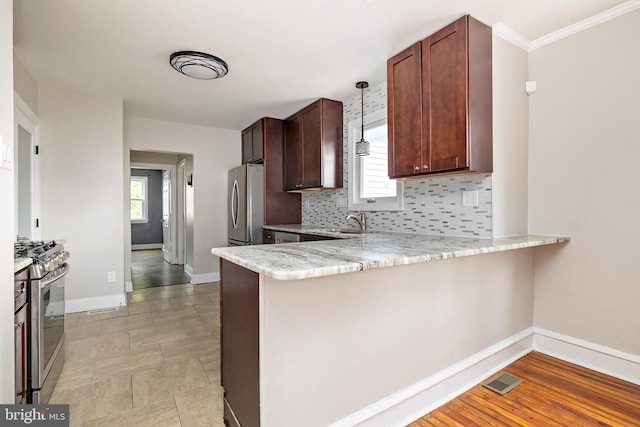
xmin=13 ymin=0 xmax=629 ymax=131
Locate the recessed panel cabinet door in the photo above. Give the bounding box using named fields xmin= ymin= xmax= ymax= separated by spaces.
xmin=242 ymin=122 xmax=265 ymax=164
xmin=301 ymin=103 xmax=322 ymax=188
xmin=242 ymin=128 xmax=253 ymax=164
xmin=251 ymin=123 xmax=264 ymax=162
xmin=283 ymin=115 xmax=302 ymax=190
xmin=423 ymin=19 xmax=468 ymax=172
xmin=387 ymin=43 xmax=423 ymax=178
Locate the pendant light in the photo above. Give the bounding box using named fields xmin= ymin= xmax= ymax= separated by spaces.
xmin=355 ymin=81 xmax=370 ymax=156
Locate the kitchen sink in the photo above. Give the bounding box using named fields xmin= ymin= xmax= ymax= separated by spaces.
xmin=324 ymin=228 xmax=367 ymax=235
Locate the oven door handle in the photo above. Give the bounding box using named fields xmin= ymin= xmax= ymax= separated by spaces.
xmin=40 ymin=264 xmax=71 ymax=288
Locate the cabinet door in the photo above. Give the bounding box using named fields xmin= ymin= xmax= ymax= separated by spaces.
xmin=423 ymin=18 xmax=468 ymax=172
xmin=241 ymin=128 xmax=253 ymax=164
xmin=14 ymin=304 xmax=28 ymax=404
xmin=387 ymin=43 xmax=423 ymax=178
xmin=242 ymin=121 xmax=265 ymax=164
xmin=283 ymin=115 xmax=302 ymax=190
xmin=300 ymin=102 xmax=322 ymax=188
xmin=221 ymin=261 xmax=260 ymax=427
xmin=251 ymin=123 xmax=264 ymax=162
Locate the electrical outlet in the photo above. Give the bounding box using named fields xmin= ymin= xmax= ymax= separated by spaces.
xmin=107 ymin=271 xmax=117 ymax=283
xmin=462 ymin=190 xmax=479 ymax=207
xmin=304 ymin=199 xmax=310 ymax=209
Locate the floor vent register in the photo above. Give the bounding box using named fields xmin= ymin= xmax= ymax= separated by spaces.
xmin=482 ymin=372 xmax=523 ymax=395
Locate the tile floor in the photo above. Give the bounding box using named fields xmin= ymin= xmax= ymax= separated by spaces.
xmin=51 ymin=282 xmax=223 ymax=427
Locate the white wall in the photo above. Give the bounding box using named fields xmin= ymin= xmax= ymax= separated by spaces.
xmin=491 ymin=34 xmax=529 ymax=237
xmin=124 ymin=117 xmax=239 ymax=281
xmin=38 ymin=85 xmax=126 ymax=312
xmin=529 ymin=10 xmax=640 ymax=355
xmin=0 ymin=0 xmax=15 ymax=403
xmin=13 ymin=54 xmax=38 ymax=115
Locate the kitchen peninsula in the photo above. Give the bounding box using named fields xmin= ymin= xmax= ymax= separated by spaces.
xmin=212 ymin=229 xmax=569 ymax=427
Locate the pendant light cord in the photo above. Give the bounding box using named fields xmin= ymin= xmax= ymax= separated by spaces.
xmin=360 ymin=86 xmax=365 ymax=142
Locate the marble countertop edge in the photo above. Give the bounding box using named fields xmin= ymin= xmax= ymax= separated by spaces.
xmin=211 ymin=230 xmax=569 ymax=281
xmin=14 ymin=257 xmax=33 ymax=273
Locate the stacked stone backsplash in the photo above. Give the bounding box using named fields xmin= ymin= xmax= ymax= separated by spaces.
xmin=301 ymin=82 xmax=492 ymax=238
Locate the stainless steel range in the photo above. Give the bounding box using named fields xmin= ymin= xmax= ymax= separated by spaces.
xmin=14 ymin=240 xmax=69 ymax=404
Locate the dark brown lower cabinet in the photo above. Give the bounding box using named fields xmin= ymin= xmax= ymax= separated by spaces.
xmin=15 ymin=303 xmax=28 ymax=404
xmin=221 ymin=260 xmax=260 ymax=427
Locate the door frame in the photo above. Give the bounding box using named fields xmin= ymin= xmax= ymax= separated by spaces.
xmin=14 ymin=93 xmax=41 ymax=240
xmin=177 ymin=159 xmax=187 ymax=265
xmin=130 ymin=162 xmax=178 ymax=264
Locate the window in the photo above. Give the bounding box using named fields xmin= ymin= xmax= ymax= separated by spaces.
xmin=130 ymin=176 xmax=148 ymax=223
xmin=348 ymin=109 xmax=403 ymax=211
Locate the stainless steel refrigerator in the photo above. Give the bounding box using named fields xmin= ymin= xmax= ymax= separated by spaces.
xmin=228 ymin=164 xmax=264 ymax=246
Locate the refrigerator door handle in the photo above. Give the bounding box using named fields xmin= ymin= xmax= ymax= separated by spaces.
xmin=231 ymin=179 xmax=239 ymax=229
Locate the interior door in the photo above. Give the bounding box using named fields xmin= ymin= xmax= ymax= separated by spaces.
xmin=16 ymin=125 xmax=33 ymax=238
xmin=162 ymin=170 xmax=171 ymax=263
xmin=14 ymin=99 xmax=40 ymax=240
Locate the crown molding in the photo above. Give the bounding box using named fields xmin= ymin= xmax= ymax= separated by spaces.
xmin=492 ymin=23 xmax=531 ymax=51
xmin=529 ymin=0 xmax=640 ymax=51
xmin=493 ymin=0 xmax=640 ymax=53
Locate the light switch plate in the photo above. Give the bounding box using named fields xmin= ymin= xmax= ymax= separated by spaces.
xmin=336 ymin=197 xmax=347 ymax=208
xmin=462 ymin=190 xmax=479 ymax=207
xmin=107 ymin=271 xmax=117 ymax=283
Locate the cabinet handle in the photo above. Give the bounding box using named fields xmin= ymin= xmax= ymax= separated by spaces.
xmin=15 ymin=321 xmax=23 ymax=329
xmin=414 ymin=165 xmax=420 ymax=171
xmin=423 ymin=165 xmax=428 ymax=170
xmin=266 ymin=235 xmax=272 ymax=239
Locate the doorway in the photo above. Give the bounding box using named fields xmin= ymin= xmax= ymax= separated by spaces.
xmin=14 ymin=95 xmax=40 ymax=240
xmin=129 ymin=154 xmax=191 ymax=289
xmin=130 ymin=248 xmax=190 ymax=290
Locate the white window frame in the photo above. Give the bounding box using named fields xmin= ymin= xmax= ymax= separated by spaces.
xmin=348 ymin=109 xmax=404 ymax=212
xmin=130 ymin=176 xmax=149 ymax=223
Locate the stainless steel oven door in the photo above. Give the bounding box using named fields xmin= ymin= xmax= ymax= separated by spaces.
xmin=30 ymin=263 xmax=68 ymax=403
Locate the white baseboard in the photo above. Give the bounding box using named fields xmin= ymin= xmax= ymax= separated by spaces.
xmin=190 ymin=272 xmax=220 ymax=284
xmin=182 ymin=264 xmax=219 ymax=284
xmin=125 ymin=281 xmax=133 ymax=293
xmin=66 ymin=293 xmax=127 ymax=314
xmin=329 ymin=328 xmax=535 ymax=427
xmin=534 ymin=327 xmax=640 ymax=385
xmin=131 ymin=243 xmax=163 ymax=250
xmin=330 ymin=326 xmax=640 ymax=427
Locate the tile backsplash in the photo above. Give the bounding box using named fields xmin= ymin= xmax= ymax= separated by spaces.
xmin=301 ymin=82 xmax=492 ymax=238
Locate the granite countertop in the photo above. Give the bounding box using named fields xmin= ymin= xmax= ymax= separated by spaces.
xmin=14 ymin=257 xmax=33 ymax=274
xmin=211 ymin=225 xmax=570 ymax=280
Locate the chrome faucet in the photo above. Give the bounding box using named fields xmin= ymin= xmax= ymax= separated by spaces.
xmin=345 ymin=212 xmax=367 ymax=232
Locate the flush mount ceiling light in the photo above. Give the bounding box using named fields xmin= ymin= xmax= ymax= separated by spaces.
xmin=169 ymin=50 xmax=229 ymax=80
xmin=355 ymin=81 xmax=370 ymax=156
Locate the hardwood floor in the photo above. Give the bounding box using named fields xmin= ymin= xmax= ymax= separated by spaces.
xmin=409 ymin=352 xmax=640 ymax=427
xmin=131 ymin=249 xmax=191 ymax=289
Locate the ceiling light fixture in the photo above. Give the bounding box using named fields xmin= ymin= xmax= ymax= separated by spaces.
xmin=355 ymin=81 xmax=370 ymax=156
xmin=169 ymin=50 xmax=229 ymax=80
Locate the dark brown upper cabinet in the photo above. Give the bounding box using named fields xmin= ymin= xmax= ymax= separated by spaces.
xmin=242 ymin=118 xmax=301 ymax=225
xmin=387 ymin=15 xmax=492 ymax=179
xmin=283 ymin=98 xmax=343 ymax=191
xmin=241 ymin=120 xmax=265 ymax=164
